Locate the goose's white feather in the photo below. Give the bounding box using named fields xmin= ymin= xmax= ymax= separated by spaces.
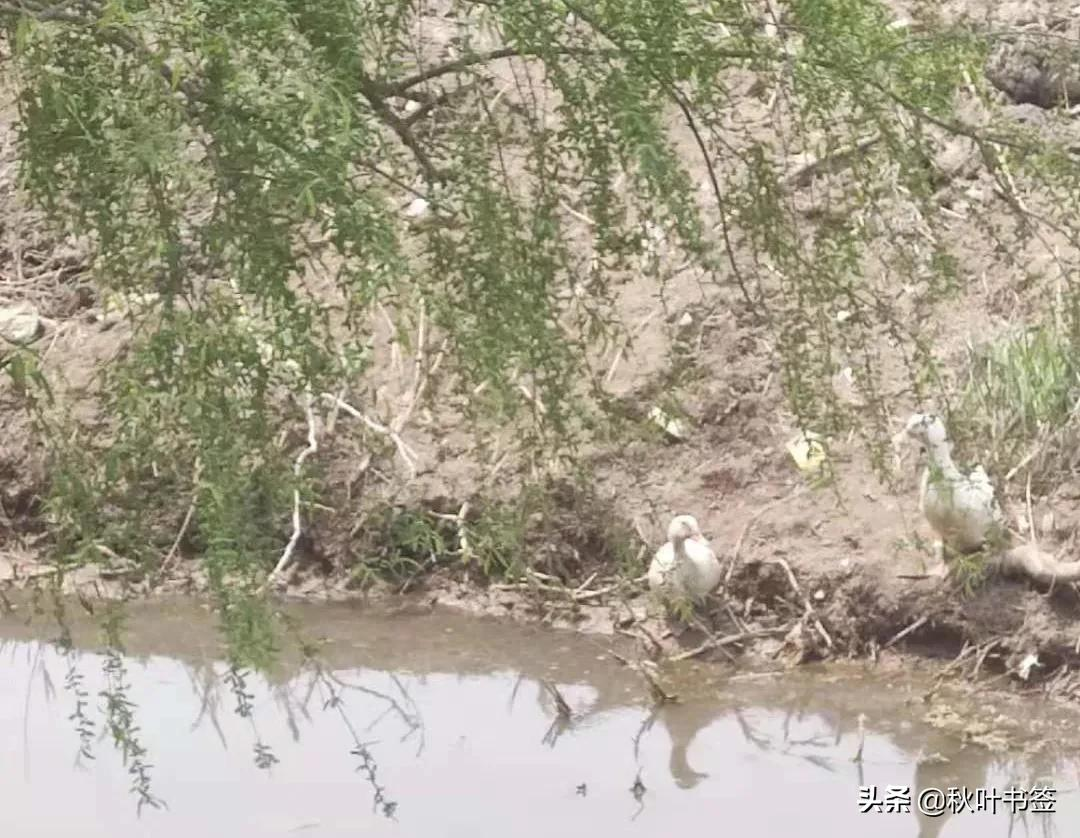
xmin=648 ymin=515 xmax=723 ymax=600
xmin=903 ymin=413 xmax=1005 ymax=553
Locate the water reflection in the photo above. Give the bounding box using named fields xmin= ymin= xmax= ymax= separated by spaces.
xmin=0 ymin=598 xmax=1077 ymax=837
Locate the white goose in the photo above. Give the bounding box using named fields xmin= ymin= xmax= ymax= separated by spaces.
xmin=898 ymin=413 xmax=1005 ymax=569
xmin=898 ymin=412 xmax=1080 ymax=585
xmin=648 ymin=515 xmax=723 ymax=601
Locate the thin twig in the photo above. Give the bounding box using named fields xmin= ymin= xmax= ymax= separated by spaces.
xmin=783 ymin=134 xmax=882 ymax=190
xmin=264 ymin=393 xmax=318 ymax=589
xmin=766 ymin=558 xmax=833 ymax=648
xmin=923 ymin=641 xmax=975 ymax=701
xmin=668 ymin=627 xmax=790 ymax=662
xmin=882 ymin=615 xmax=928 ymax=649
xmin=325 ymin=394 xmax=418 ymax=478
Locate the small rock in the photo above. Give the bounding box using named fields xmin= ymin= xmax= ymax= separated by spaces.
xmin=677 ymin=311 xmax=694 ymax=329
xmin=813 ymin=589 xmax=826 ymax=601
xmin=934 ymin=136 xmax=980 ymax=180
xmin=0 ymin=304 xmax=41 ymax=345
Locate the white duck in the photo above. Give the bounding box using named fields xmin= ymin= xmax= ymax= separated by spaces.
xmin=898 ymin=413 xmax=1006 ymax=568
xmin=648 ymin=515 xmax=723 ymax=601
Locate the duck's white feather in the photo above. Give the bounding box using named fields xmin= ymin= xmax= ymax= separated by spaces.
xmin=648 ymin=517 xmax=722 ymax=600
xmin=905 ymin=414 xmax=1005 ymax=553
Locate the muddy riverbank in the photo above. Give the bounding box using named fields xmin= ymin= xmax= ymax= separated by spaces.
xmin=3 ymin=535 xmax=1080 ymax=718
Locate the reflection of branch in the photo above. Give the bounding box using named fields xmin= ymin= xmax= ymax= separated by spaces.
xmin=322 ymin=669 xmax=423 ymax=735
xmin=507 ymin=672 xmax=526 ymax=712
xmin=311 ymin=667 xmax=398 ymax=818
xmin=186 ymin=663 xmax=228 ymax=750
xmin=732 ymin=707 xmax=772 ymax=752
xmin=224 ymin=665 xmax=279 ymax=772
xmin=101 ymin=639 xmax=166 ymax=812
xmin=631 ymin=707 xmax=659 ymax=762
xmin=629 ymin=771 xmax=647 ymax=821
xmin=389 ymin=673 xmax=426 ymax=757
xmin=268 ymin=681 xmax=303 ymax=743
xmin=61 ymin=649 xmax=95 ymax=767
xmin=542 ymin=713 xmax=572 ymax=748
xmin=540 ymin=681 xmax=573 ymax=748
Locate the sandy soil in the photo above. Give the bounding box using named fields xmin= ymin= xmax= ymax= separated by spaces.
xmin=4 ymin=2 xmax=1080 ymax=704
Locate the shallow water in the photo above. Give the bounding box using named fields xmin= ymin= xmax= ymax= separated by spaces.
xmin=1 ymin=598 xmax=1077 ymax=837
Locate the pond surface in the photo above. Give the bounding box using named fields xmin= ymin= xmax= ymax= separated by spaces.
xmin=0 ymin=598 xmax=1077 ymax=837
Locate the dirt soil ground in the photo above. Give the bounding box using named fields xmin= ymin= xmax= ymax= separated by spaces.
xmin=5 ymin=2 xmax=1080 ymax=707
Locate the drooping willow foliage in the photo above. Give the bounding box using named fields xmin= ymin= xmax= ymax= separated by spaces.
xmin=4 ymin=0 xmax=1080 ymax=663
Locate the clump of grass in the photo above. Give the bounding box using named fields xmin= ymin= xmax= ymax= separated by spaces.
xmin=948 ymin=549 xmax=991 ymax=597
xmin=955 ymin=325 xmax=1080 ymax=478
xmin=347 ymin=477 xmax=643 ymax=590
xmin=348 ymin=508 xmax=453 ymax=587
xmin=461 ymin=497 xmax=530 ymax=580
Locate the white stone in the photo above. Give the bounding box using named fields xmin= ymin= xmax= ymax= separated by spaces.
xmin=0 ymin=304 xmax=41 ymax=345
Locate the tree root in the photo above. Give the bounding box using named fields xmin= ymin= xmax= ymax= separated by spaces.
xmin=995 ymin=543 xmax=1080 ymax=585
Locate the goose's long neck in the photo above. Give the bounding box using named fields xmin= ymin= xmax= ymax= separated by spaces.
xmin=925 ymin=440 xmax=962 ymax=481
xmin=669 ymin=743 xmax=708 ymax=789
xmin=671 ymin=536 xmax=691 ymax=564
